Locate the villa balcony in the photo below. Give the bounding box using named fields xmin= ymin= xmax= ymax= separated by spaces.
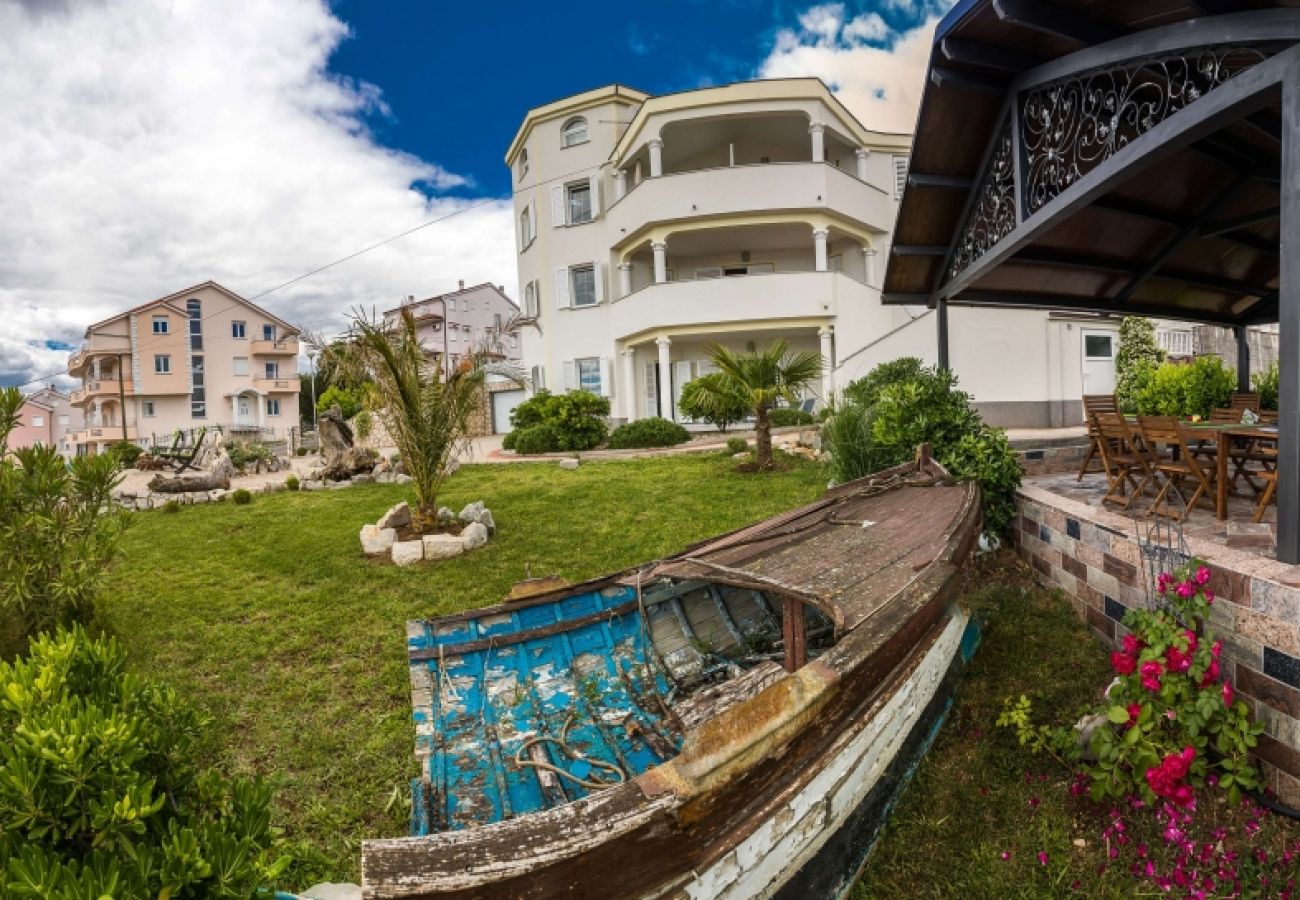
xmin=68 ymin=423 xmax=138 ymax=444
xmin=70 ymin=378 xmax=135 ymax=406
xmin=253 ymin=376 xmax=298 ymax=393
xmin=250 ymin=337 xmax=300 ymax=356
xmin=606 ymin=162 xmax=894 ymax=239
xmin=609 ymin=270 xmax=864 ymax=342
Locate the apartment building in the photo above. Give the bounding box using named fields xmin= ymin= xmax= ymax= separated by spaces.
xmin=382 ymin=281 xmax=523 ymax=373
xmin=505 ymin=77 xmax=1204 ymax=429
xmin=7 ymin=386 xmax=82 ymax=459
xmin=66 ymin=281 xmax=301 ymax=454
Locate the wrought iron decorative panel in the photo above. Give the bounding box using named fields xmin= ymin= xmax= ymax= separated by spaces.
xmin=1021 ymin=47 xmax=1269 ymax=216
xmin=946 ymin=119 xmax=1016 ymax=282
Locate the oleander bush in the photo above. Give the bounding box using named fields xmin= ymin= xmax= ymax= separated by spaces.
xmin=0 ymin=627 xmax=288 ymax=898
xmin=607 ymin=417 xmax=690 ymax=450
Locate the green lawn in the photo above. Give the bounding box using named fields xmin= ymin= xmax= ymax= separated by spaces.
xmin=100 ymin=454 xmax=827 ymax=884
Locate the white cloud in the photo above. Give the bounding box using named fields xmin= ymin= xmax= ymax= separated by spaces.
xmin=759 ymin=2 xmax=955 ymax=134
xmin=0 ymin=0 xmax=515 ymax=388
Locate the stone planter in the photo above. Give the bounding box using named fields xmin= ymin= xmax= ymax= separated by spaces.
xmin=358 ymin=500 xmax=497 ymax=564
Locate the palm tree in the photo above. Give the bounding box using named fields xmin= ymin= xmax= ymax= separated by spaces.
xmin=319 ymin=306 xmax=536 ymax=528
xmin=692 ymin=340 xmax=823 ymax=469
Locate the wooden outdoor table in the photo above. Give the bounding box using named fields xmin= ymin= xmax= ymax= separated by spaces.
xmin=1181 ymin=423 xmax=1278 ymax=520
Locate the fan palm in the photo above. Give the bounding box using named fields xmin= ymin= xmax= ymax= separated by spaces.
xmin=692 ymin=340 xmax=823 ymax=469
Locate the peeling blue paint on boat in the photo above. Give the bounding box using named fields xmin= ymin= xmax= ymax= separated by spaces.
xmin=407 ymin=585 xmax=680 ymax=834
xmin=959 ymin=615 xmax=982 ymax=663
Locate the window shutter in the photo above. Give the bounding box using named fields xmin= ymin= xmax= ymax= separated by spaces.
xmin=599 ymin=356 xmax=612 ymax=397
xmin=527 ymin=200 xmax=536 ymax=241
xmin=531 ymin=364 xmax=545 ymax=391
xmin=551 ymin=185 xmax=565 ymax=227
xmin=893 ymin=155 xmax=908 ymax=198
xmin=554 ymin=268 xmax=571 ymax=308
xmin=592 ymin=261 xmax=605 ymax=304
xmin=515 ymin=208 xmax=524 ymax=252
xmin=562 ymin=360 xmax=577 ymax=392
xmin=645 ymin=362 xmax=658 ymax=417
xmin=588 ymin=173 xmax=602 ymax=219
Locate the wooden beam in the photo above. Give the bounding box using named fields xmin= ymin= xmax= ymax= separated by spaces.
xmin=781 ymin=596 xmax=806 ymax=673
xmin=907 ymin=173 xmax=974 ymax=190
xmin=1201 ymin=206 xmax=1281 ymax=237
xmin=951 ymin=290 xmax=1243 ymax=326
xmin=929 ymin=66 xmax=1008 ymax=95
xmin=992 ymin=0 xmax=1119 ymax=46
xmin=892 ymin=245 xmax=950 ymax=256
xmin=939 ymin=37 xmax=1043 ymax=74
xmin=881 ymin=292 xmax=934 ymax=305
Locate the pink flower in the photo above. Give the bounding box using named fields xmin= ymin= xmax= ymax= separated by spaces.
xmin=1122 ymin=633 xmax=1144 ymax=655
xmin=1112 ymin=651 xmax=1137 ymax=675
xmin=1166 ymin=645 xmax=1192 ymax=673
xmin=1211 ymin=640 xmax=1222 ymax=660
xmin=1000 ymin=850 xmax=1011 ymax=861
xmin=1200 ymin=658 xmax=1221 ymax=687
xmin=1141 ymin=660 xmax=1164 ymax=691
xmin=1205 ymin=589 xmax=1215 ymax=604
xmin=1195 ymin=565 xmax=1212 ymax=586
xmin=1158 ymin=572 xmax=1173 ymax=592
xmin=1223 ymin=682 xmax=1235 ymax=707
xmin=1038 ymin=851 xmax=1049 ymax=866
xmin=1126 ymin=703 xmax=1142 ymax=729
xmin=1028 ymin=795 xmax=1041 ymax=809
xmin=1176 ymin=580 xmax=1196 ymax=598
xmin=1183 ymin=630 xmax=1198 ymax=652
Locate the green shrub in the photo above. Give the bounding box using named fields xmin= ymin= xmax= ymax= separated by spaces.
xmin=224 ymin=440 xmax=274 ymax=471
xmin=162 ymin=499 xmax=181 ymax=514
xmin=942 ymin=425 xmax=1022 ymax=536
xmin=1254 ymin=359 xmax=1279 ymax=410
xmin=822 ymin=402 xmax=882 ymax=485
xmin=725 ymin=436 xmax=750 ymax=455
xmin=548 ymin=391 xmax=610 ymax=450
xmin=1134 ymin=356 xmax=1234 ymax=418
xmin=501 ymin=430 xmax=517 ymax=451
xmin=354 ymin=408 xmax=373 ymax=441
xmin=295 ymin=446 xmax=308 ymax=456
xmin=231 ymin=488 xmax=253 ymax=505
xmin=0 ymin=627 xmax=287 ymax=897
xmin=285 ymin=475 xmax=300 ymax=491
xmin=108 ymin=440 xmax=143 ymax=469
xmin=512 ymin=424 xmax=561 ymax=455
xmin=842 ymin=357 xmax=928 ymax=409
xmin=608 ymin=417 xmax=691 ymax=449
xmin=1116 ymin=317 xmax=1163 ymax=413
xmin=769 ymin=407 xmax=814 ymax=427
xmin=509 ymin=389 xmax=557 ymax=430
xmin=678 ymin=373 xmax=749 ymax=432
xmin=316 ymin=384 xmax=364 ymax=420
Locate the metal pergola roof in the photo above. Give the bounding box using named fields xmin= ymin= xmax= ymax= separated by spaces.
xmin=882 ymin=0 xmax=1300 ymax=562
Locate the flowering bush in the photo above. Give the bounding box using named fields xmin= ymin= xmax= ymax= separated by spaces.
xmin=1001 ymin=560 xmax=1262 ymax=810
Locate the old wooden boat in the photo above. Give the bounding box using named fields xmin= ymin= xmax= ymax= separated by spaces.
xmin=362 ymin=450 xmax=982 ymax=899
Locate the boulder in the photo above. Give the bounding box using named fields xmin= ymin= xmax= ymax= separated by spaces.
xmin=422 ymin=534 xmax=465 ymax=561
xmin=351 ymin=473 xmax=376 ymax=485
xmin=479 ymin=508 xmax=496 ymax=535
xmin=301 ymin=884 xmax=362 ymax=900
xmin=558 ymin=458 xmax=579 ymax=470
xmin=395 ymin=474 xmax=413 ymax=484
xmin=461 ymin=521 xmax=489 ymax=550
xmin=375 ymin=472 xmax=395 ymax=484
xmin=360 ymin=524 xmax=397 ymax=556
xmin=437 ymin=506 xmax=456 ymax=525
xmin=301 ymin=480 xmax=325 ymax=492
xmin=208 ymin=488 xmax=229 ymax=502
xmin=189 ymin=492 xmax=208 ymax=504
xmin=798 ymin=429 xmax=822 ymax=451
xmin=459 ymin=501 xmax=485 ymax=523
xmin=377 ymin=501 xmax=412 ymax=531
xmin=391 ymin=540 xmax=424 ymax=566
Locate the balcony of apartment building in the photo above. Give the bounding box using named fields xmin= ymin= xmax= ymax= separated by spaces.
xmin=69 ymin=398 xmax=137 ymax=444
xmin=70 ymin=356 xmax=134 ymax=407
xmin=249 ymin=334 xmax=300 ymax=356
xmin=606 ymin=110 xmax=894 ymax=238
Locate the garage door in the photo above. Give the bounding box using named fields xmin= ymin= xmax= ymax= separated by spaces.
xmin=491 ymin=389 xmax=526 ymax=435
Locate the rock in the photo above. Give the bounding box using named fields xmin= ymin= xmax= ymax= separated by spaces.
xmin=208 ymin=488 xmax=229 ymax=502
xmin=479 ymin=508 xmax=495 ymax=535
xmin=377 ymin=501 xmax=412 ymax=531
xmin=798 ymin=429 xmax=822 ymax=451
xmin=322 ymin=446 xmax=379 ymax=482
xmin=558 ymin=458 xmax=579 ymax=470
xmin=422 ymin=534 xmax=465 ymax=560
xmin=300 ymin=883 xmax=362 ymax=900
xmin=360 ymin=524 xmax=397 ymax=556
xmin=301 ymin=480 xmax=324 ymax=492
xmin=459 ymin=501 xmax=485 ymax=524
xmin=318 ymin=403 xmax=355 ymax=468
xmin=351 ymin=473 xmax=375 ymax=485
xmin=437 ymin=506 xmax=456 ymax=525
xmin=460 ymin=521 xmax=489 ymax=550
xmin=391 ymin=540 xmax=424 ymax=566
xmin=262 ymin=482 xmax=285 ymax=493
xmin=148 ymin=449 xmax=234 ymax=494
xmin=327 ymin=479 xmax=351 ymax=490
xmin=375 ymin=472 xmax=395 ymax=484
xmin=732 ymin=452 xmax=749 ymax=460
xmin=395 ymin=474 xmax=413 ymax=484
xmin=189 ymin=491 xmax=208 ymax=504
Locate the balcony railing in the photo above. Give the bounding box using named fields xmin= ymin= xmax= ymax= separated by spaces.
xmin=253 ymin=377 xmax=298 ymax=392
xmin=69 ymin=424 xmax=138 ymax=443
xmin=71 ymin=378 xmax=133 ymax=405
xmin=250 ymin=337 xmax=300 ymax=356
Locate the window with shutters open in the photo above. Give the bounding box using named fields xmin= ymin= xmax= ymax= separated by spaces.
xmin=893 ymin=155 xmax=909 ymax=199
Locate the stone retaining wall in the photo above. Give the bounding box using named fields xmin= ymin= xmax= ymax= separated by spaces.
xmin=1016 ymin=486 xmax=1300 ymax=807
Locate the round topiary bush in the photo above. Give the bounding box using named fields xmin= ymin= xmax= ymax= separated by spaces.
xmin=725 ymin=436 xmax=749 ymax=455
xmin=285 ymin=475 xmax=300 ymax=491
xmin=162 ymin=499 xmax=181 ymax=514
xmin=512 ymin=424 xmax=561 ymax=455
xmin=231 ymin=488 xmax=253 ymax=505
xmin=108 ymin=441 xmax=143 ymax=469
xmin=295 ymin=446 xmax=308 ymax=456
xmin=501 ymin=430 xmax=517 ymax=451
xmin=607 ymin=417 xmax=691 ymax=449
xmin=769 ymin=408 xmax=815 ymax=427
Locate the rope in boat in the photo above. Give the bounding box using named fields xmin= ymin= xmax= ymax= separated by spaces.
xmin=514 ymin=713 xmax=628 ymax=791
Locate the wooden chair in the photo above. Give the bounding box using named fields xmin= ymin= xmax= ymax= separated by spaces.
xmin=1094 ymin=411 xmax=1152 ymax=509
xmin=1231 ymin=391 xmax=1261 ymax=412
xmin=1137 ymin=416 xmax=1215 ymax=521
xmin=1077 ymin=394 xmax=1120 ymax=481
xmin=1253 ymin=470 xmax=1278 ymax=524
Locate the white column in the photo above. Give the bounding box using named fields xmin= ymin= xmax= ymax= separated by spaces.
xmin=614 ymin=169 xmax=627 ymax=200
xmin=92 ymin=400 xmax=101 ymax=428
xmin=621 ymin=348 xmax=638 ymax=421
xmin=648 ymin=138 xmax=664 ymax=177
xmin=656 ymin=337 xmax=673 ymax=421
xmin=230 ymin=395 xmax=239 ymax=424
xmin=618 ymin=262 xmax=633 ymax=297
xmin=819 ymin=327 xmax=835 ymax=403
xmin=809 ymin=123 xmax=825 ymax=163
xmin=652 ymin=241 xmax=668 ymax=284
xmin=256 ymin=394 xmax=266 ymax=427
xmin=863 ymin=246 xmax=878 ymax=287
xmin=855 ymin=147 xmax=870 ymax=180
xmin=813 ymin=228 xmax=829 ymax=272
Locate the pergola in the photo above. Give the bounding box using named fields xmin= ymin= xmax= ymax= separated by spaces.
xmin=883 ymin=1 xmax=1300 ymax=562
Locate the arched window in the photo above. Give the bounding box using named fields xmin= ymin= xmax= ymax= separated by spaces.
xmin=561 ymin=117 xmax=588 ymax=148
xmin=518 ymin=148 xmax=529 ymax=180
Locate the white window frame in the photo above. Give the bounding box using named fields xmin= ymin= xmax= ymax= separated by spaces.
xmin=567 ymin=181 xmax=592 ymax=224
xmin=571 ymin=265 xmax=598 ymax=308
xmin=263 ymin=323 xmax=275 ymax=341
xmin=152 ymin=315 xmax=169 ymax=334
xmin=233 ymin=357 xmax=249 ymax=377
xmin=32 ymin=414 xmax=44 ymax=427
xmin=231 ymin=320 xmax=246 ymax=339
xmin=519 ymin=203 xmax=535 ymax=249
xmin=58 ymin=414 xmax=69 ymax=426
xmin=893 ymin=155 xmax=909 ymax=199
xmin=265 ymin=361 xmax=279 ymax=379
xmin=142 ymin=401 xmax=156 ymax=417
xmin=575 ymin=357 xmax=601 ymax=394
xmin=154 ymin=354 xmax=171 ymax=374
xmin=561 ymin=116 xmax=589 ymax=148
xmin=523 ymin=280 xmax=540 ymax=318
xmin=267 ymin=399 xmax=281 ymax=416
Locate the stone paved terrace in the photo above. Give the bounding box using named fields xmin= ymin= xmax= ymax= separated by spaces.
xmin=1016 ymin=473 xmax=1300 ymax=807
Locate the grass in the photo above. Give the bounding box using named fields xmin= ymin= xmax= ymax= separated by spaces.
xmin=99 ymin=454 xmax=827 ymax=884
xmin=853 ymin=559 xmax=1300 ymax=898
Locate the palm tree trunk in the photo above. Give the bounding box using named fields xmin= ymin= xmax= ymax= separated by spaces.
xmin=755 ymin=405 xmax=773 ymax=469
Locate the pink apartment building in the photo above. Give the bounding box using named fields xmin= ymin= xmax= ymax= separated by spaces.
xmin=383 ymin=281 xmax=523 ymax=374
xmin=66 ymin=282 xmax=301 ymax=455
xmin=7 ymin=386 xmax=83 ymax=459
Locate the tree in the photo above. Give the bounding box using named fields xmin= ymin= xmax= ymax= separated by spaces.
xmin=1116 ymin=317 xmax=1163 ymax=413
xmin=691 ymin=340 xmax=822 ymax=469
xmin=678 ymin=372 xmax=749 ymax=432
xmin=316 ymin=384 xmax=365 ymax=420
xmin=0 ymin=388 xmax=127 ymax=647
xmin=321 ymin=307 xmax=535 ymax=527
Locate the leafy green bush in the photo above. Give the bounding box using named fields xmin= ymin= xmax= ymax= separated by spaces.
xmin=506 ymin=390 xmax=609 ymax=452
xmin=1254 ymin=359 xmax=1279 ymax=410
xmin=316 ymin=384 xmax=364 ymax=420
xmin=1134 ymin=357 xmax=1234 ymax=419
xmin=0 ymin=627 xmax=287 ymax=897
xmin=842 ymin=356 xmax=927 ymax=409
xmin=509 ymin=389 xmax=557 ymax=430
xmin=512 ymin=424 xmax=561 ymax=455
xmin=942 ymin=425 xmax=1022 ymax=536
xmin=501 ymin=430 xmax=517 ymax=451
xmin=1116 ymin=317 xmax=1163 ymax=413
xmin=354 ymin=408 xmax=373 ymax=441
xmin=725 ymin=436 xmax=749 ymax=455
xmin=231 ymin=489 xmax=253 ymax=505
xmin=163 ymin=499 xmax=181 ymax=514
xmin=678 ymin=373 xmax=749 ymax=432
xmin=295 ymin=446 xmax=308 ymax=456
xmin=0 ymin=388 xmax=127 ymax=642
xmin=285 ymin=475 xmax=300 ymax=491
xmin=224 ymin=440 xmax=274 ymax=472
xmin=769 ymin=407 xmax=814 ymax=427
xmin=109 ymin=440 xmax=143 ymax=469
xmin=608 ymin=417 xmax=691 ymax=449
xmin=822 ymin=401 xmax=880 ymax=485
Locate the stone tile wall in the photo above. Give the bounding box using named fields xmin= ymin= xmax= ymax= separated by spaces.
xmin=1016 ymin=485 xmax=1300 ymax=806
